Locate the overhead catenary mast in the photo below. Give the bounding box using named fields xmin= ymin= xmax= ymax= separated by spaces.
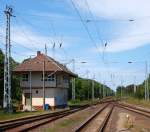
xmin=52 ymin=42 xmax=55 ymax=59
xmin=72 ymin=59 xmax=75 ymax=100
xmin=92 ymin=74 xmax=95 ymax=101
xmin=45 ymin=44 xmax=47 ymax=56
xmin=3 ymin=6 xmax=14 ymax=112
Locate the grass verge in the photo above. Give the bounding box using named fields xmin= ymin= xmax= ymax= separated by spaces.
xmin=68 ymin=99 xmax=100 ymax=106
xmin=123 ymin=97 xmax=150 ymax=109
xmin=0 ymin=110 xmax=49 ymax=121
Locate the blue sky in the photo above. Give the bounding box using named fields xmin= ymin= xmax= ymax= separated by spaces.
xmin=0 ymin=0 xmax=150 ymax=90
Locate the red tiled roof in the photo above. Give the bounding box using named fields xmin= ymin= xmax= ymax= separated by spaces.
xmin=14 ymin=51 xmax=76 ymax=77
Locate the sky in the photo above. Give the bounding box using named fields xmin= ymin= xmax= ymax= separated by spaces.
xmin=0 ymin=0 xmax=150 ymax=90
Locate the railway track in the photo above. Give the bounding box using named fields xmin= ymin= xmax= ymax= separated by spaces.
xmin=1 ymin=98 xmax=149 ymax=132
xmin=0 ymin=105 xmax=89 ymax=132
xmin=74 ymin=102 xmax=150 ymax=132
xmin=75 ymin=103 xmax=115 ymax=132
xmin=0 ymin=99 xmax=118 ymax=132
xmin=0 ymin=100 xmax=115 ymax=132
xmin=116 ymin=103 xmax=150 ymax=118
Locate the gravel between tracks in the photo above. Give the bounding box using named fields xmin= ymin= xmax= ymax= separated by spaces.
xmin=105 ymin=106 xmax=150 ymax=132
xmin=30 ymin=103 xmax=107 ymax=132
xmin=79 ymin=105 xmax=112 ymax=132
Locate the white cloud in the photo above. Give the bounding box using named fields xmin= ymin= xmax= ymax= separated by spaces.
xmin=106 ymin=36 xmax=150 ymax=52
xmin=0 ymin=25 xmax=75 ymax=51
xmin=0 ymin=25 xmax=81 ymax=63
xmin=74 ymin=0 xmax=150 ymax=52
xmin=29 ymin=11 xmax=74 ymax=20
xmin=75 ymin=0 xmax=150 ymax=19
xmin=102 ymin=20 xmax=150 ymax=52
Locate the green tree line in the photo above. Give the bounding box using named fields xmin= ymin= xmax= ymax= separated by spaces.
xmin=116 ymin=75 xmax=150 ymax=100
xmin=68 ymin=77 xmax=114 ymax=101
xmin=0 ymin=49 xmax=21 ymax=107
xmin=0 ymin=48 xmax=114 ymax=107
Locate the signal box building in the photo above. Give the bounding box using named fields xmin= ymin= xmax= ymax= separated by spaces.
xmin=14 ymin=51 xmax=76 ymax=109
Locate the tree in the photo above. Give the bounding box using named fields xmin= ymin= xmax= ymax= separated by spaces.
xmin=69 ymin=77 xmax=114 ymax=101
xmin=116 ymin=74 xmax=150 ymax=100
xmin=0 ymin=49 xmax=21 ymax=107
xmin=0 ymin=49 xmax=4 ymax=106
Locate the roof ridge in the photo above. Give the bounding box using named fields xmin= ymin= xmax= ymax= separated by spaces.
xmin=45 ymin=55 xmax=73 ymax=72
xmin=14 ymin=52 xmax=77 ymax=77
xmin=44 ymin=55 xmax=63 ymax=71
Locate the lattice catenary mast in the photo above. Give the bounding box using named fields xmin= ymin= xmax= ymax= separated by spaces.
xmin=3 ymin=6 xmax=14 ymax=112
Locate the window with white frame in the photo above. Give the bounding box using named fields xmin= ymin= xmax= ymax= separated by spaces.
xmin=22 ymin=74 xmax=29 ymax=81
xmin=41 ymin=74 xmax=55 ymax=81
xmin=48 ymin=74 xmax=55 ymax=81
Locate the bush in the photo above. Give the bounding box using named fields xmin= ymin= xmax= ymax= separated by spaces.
xmin=69 ymin=99 xmax=81 ymax=105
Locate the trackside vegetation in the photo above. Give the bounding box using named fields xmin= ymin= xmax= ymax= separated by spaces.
xmin=116 ymin=76 xmax=150 ymax=100
xmin=0 ymin=49 xmax=21 ymax=108
xmin=0 ymin=49 xmax=114 ymax=109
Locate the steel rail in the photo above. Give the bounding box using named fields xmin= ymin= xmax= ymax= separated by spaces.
xmin=116 ymin=103 xmax=150 ymax=118
xmin=0 ymin=99 xmax=117 ymax=131
xmin=118 ymin=103 xmax=150 ymax=114
xmin=19 ymin=109 xmax=85 ymax=132
xmin=98 ymin=104 xmax=114 ymax=132
xmin=75 ymin=103 xmax=112 ymax=132
xmin=0 ymin=106 xmax=87 ymax=131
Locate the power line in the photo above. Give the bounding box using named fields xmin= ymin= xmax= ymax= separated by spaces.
xmin=14 ymin=11 xmax=68 ymax=58
xmin=13 ymin=18 xmax=41 ymax=50
xmin=14 ymin=11 xmax=54 ymax=45
xmin=84 ymin=0 xmax=107 ymax=62
xmin=58 ymin=35 xmax=69 ymax=60
xmin=84 ymin=0 xmax=104 ymax=45
xmin=0 ymin=34 xmax=36 ymax=52
xmin=70 ymin=0 xmax=102 ymax=59
xmin=11 ymin=11 xmax=150 ymax=22
xmin=0 ymin=38 xmax=31 ymax=58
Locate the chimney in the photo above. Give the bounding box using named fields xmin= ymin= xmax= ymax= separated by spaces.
xmin=37 ymin=51 xmax=41 ymax=56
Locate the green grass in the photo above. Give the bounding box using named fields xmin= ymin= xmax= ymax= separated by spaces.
xmin=0 ymin=110 xmax=49 ymax=121
xmin=68 ymin=99 xmax=100 ymax=106
xmin=123 ymin=97 xmax=150 ymax=109
xmin=59 ymin=119 xmax=76 ymax=127
xmin=41 ymin=118 xmax=82 ymax=132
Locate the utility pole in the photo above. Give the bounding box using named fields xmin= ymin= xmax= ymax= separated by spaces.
xmin=121 ymin=79 xmax=123 ymax=98
xmin=43 ymin=60 xmax=45 ymax=110
xmin=92 ymin=74 xmax=95 ymax=101
xmin=99 ymin=83 xmax=101 ymax=98
xmin=99 ymin=73 xmax=101 ymax=99
xmin=103 ymin=81 xmax=105 ymax=98
xmin=147 ymin=63 xmax=149 ymax=101
xmin=86 ymin=70 xmax=90 ymax=100
xmin=128 ymin=61 xmax=149 ymax=101
xmin=145 ymin=61 xmax=149 ymax=101
xmin=52 ymin=42 xmax=55 ymax=59
xmin=92 ymin=79 xmax=94 ymax=101
xmin=147 ymin=74 xmax=149 ymax=101
xmin=45 ymin=44 xmax=47 ymax=56
xmin=145 ymin=61 xmax=148 ymax=101
xmin=29 ymin=56 xmax=32 ymax=112
xmin=72 ymin=59 xmax=75 ymax=100
xmin=134 ymin=76 xmax=136 ymax=94
xmin=3 ymin=6 xmax=14 ymax=112
xmin=29 ymin=70 xmax=32 ymax=111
